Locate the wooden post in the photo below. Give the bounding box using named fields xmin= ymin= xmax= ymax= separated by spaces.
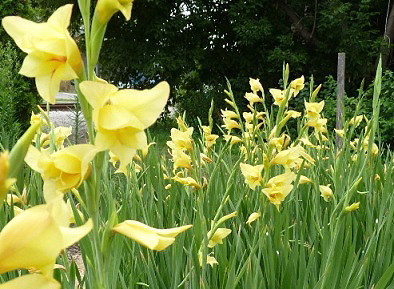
xmin=336 ymin=53 xmax=345 ymax=149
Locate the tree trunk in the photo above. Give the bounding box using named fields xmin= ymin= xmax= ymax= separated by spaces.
xmin=380 ymin=2 xmax=394 ymax=69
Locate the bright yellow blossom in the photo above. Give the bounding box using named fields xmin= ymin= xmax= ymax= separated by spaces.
xmin=262 ymin=172 xmax=296 ymax=209
xmin=198 ymin=252 xmax=218 ymax=267
xmin=208 ymin=228 xmax=232 ymax=248
xmin=39 ymin=126 xmax=72 ymax=149
xmin=0 ymin=196 xmax=92 ymax=279
xmin=0 ymin=273 xmax=61 ymax=288
xmin=96 ymin=0 xmax=134 ymax=23
xmin=25 ymin=144 xmax=97 ymax=202
xmin=168 ymin=127 xmax=193 ymax=151
xmin=2 ymin=5 xmax=83 ymax=104
xmin=240 ymin=163 xmax=264 ymax=190
xmin=79 ymin=81 xmax=169 ymax=169
xmin=113 ymin=220 xmax=192 ymax=251
xmin=223 ymin=135 xmax=242 ymax=145
xmin=345 ymin=202 xmax=360 ymax=212
xmin=0 ymin=151 xmax=16 ymax=202
xmin=269 ymin=89 xmax=285 ymax=106
xmin=244 ymin=92 xmax=262 ymax=106
xmin=319 ymin=185 xmax=333 ymax=202
xmin=290 ymin=75 xmax=305 ymax=96
xmin=271 ymin=145 xmax=314 ymax=170
xmin=249 ymin=78 xmax=264 ymax=94
xmin=222 ymin=117 xmax=241 ymax=133
xmin=172 ymin=175 xmax=201 ymax=189
xmin=305 ymin=100 xmax=325 ymax=121
xmin=221 ymin=109 xmax=239 ymax=119
xmin=246 ymin=212 xmax=261 ymax=227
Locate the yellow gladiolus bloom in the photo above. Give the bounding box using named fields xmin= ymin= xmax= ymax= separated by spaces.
xmin=172 ymin=175 xmax=201 ymax=189
xmin=262 ymin=172 xmax=296 ymax=209
xmin=24 ymin=144 xmax=97 ymax=202
xmin=0 ymin=151 xmax=16 ymax=202
xmin=305 ymin=100 xmax=325 ymax=121
xmin=271 ymin=145 xmax=315 ymax=170
xmin=168 ymin=127 xmax=194 ymax=151
xmin=269 ymin=89 xmax=285 ymax=106
xmin=205 ymin=133 xmax=219 ymax=149
xmin=221 ymin=109 xmax=239 ymax=119
xmin=244 ymin=92 xmax=263 ymax=106
xmin=113 ymin=220 xmax=192 ymax=251
xmin=345 ymin=202 xmax=360 ymax=213
xmin=0 ymin=196 xmax=92 ymax=279
xmin=96 ymin=0 xmax=134 ymax=23
xmin=208 ymin=228 xmax=232 ymax=248
xmin=246 ymin=212 xmax=261 ymax=227
xmin=0 ymin=273 xmax=60 ymax=289
xmin=223 ymin=135 xmax=242 ymax=145
xmin=319 ymin=185 xmax=333 ymax=202
xmin=249 ymin=78 xmax=264 ymax=94
xmin=240 ymin=163 xmax=264 ymax=190
xmin=79 ymin=81 xmax=169 ymax=169
xmin=2 ymin=5 xmax=83 ymax=104
xmin=290 ymin=75 xmax=305 ymax=96
xmin=39 ymin=126 xmax=72 ymax=150
xmin=198 ymin=252 xmax=218 ymax=267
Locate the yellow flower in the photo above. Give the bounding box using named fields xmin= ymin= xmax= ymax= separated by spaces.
xmin=249 ymin=78 xmax=264 ymax=94
xmin=271 ymin=145 xmax=315 ymax=170
xmin=290 ymin=75 xmax=305 ymax=96
xmin=0 ymin=196 xmax=92 ymax=279
xmin=96 ymin=0 xmax=134 ymax=23
xmin=205 ymin=133 xmax=219 ymax=149
xmin=334 ymin=129 xmax=345 ymax=138
xmin=305 ymin=100 xmax=325 ymax=121
xmin=168 ymin=127 xmax=193 ymax=151
xmin=208 ymin=228 xmax=232 ymax=248
xmin=170 ymin=148 xmax=192 ymax=170
xmin=24 ymin=144 xmax=97 ymax=202
xmin=344 ymin=202 xmax=360 ymax=213
xmin=113 ymin=220 xmax=192 ymax=251
xmin=269 ymin=89 xmax=285 ymax=106
xmin=79 ymin=81 xmax=169 ymax=169
xmin=221 ymin=109 xmax=238 ymax=119
xmin=172 ymin=175 xmax=201 ymax=189
xmin=244 ymin=92 xmax=262 ymax=106
xmin=240 ymin=163 xmax=263 ymax=190
xmin=2 ymin=5 xmax=83 ymax=104
xmin=223 ymin=135 xmax=242 ymax=145
xmin=39 ymin=126 xmax=72 ymax=149
xmin=246 ymin=212 xmax=261 ymax=227
xmin=262 ymin=172 xmax=296 ymax=208
xmin=198 ymin=252 xmax=218 ymax=267
xmin=349 ymin=115 xmax=364 ymax=127
xmin=299 ymin=175 xmax=312 ymax=184
xmin=0 ymin=273 xmax=61 ymax=288
xmin=0 ymin=151 xmax=16 ymax=202
xmin=222 ymin=117 xmax=241 ymax=133
xmin=319 ymin=185 xmax=333 ymax=202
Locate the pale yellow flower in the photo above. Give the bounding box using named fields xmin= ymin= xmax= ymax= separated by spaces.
xmin=244 ymin=92 xmax=262 ymax=106
xmin=319 ymin=185 xmax=333 ymax=202
xmin=344 ymin=202 xmax=360 ymax=212
xmin=240 ymin=163 xmax=263 ymax=190
xmin=208 ymin=228 xmax=232 ymax=248
xmin=96 ymin=0 xmax=134 ymax=23
xmin=290 ymin=75 xmax=305 ymax=96
xmin=222 ymin=117 xmax=241 ymax=133
xmin=113 ymin=220 xmax=192 ymax=251
xmin=168 ymin=127 xmax=193 ymax=151
xmin=262 ymin=172 xmax=296 ymax=209
xmin=271 ymin=145 xmax=315 ymax=169
xmin=172 ymin=175 xmax=201 ymax=189
xmin=198 ymin=252 xmax=218 ymax=267
xmin=205 ymin=133 xmax=219 ymax=149
xmin=0 ymin=273 xmax=61 ymax=288
xmin=246 ymin=212 xmax=261 ymax=227
xmin=170 ymin=148 xmax=192 ymax=170
xmin=24 ymin=144 xmax=97 ymax=202
xmin=0 ymin=196 xmax=92 ymax=279
xmin=221 ymin=109 xmax=238 ymax=119
xmin=223 ymin=135 xmax=242 ymax=145
xmin=249 ymin=78 xmax=264 ymax=94
xmin=269 ymin=89 xmax=285 ymax=106
xmin=299 ymin=175 xmax=312 ymax=184
xmin=305 ymin=100 xmax=325 ymax=121
xmin=349 ymin=115 xmax=364 ymax=127
xmin=79 ymin=81 xmax=169 ymax=169
xmin=39 ymin=126 xmax=72 ymax=149
xmin=2 ymin=5 xmax=83 ymax=104
xmin=334 ymin=129 xmax=345 ymax=138
xmin=0 ymin=151 xmax=16 ymax=202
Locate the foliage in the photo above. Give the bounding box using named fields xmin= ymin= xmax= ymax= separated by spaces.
xmin=97 ymin=0 xmax=388 ymax=125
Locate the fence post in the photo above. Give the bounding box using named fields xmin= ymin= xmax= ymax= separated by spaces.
xmin=336 ymin=53 xmax=345 ymax=149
